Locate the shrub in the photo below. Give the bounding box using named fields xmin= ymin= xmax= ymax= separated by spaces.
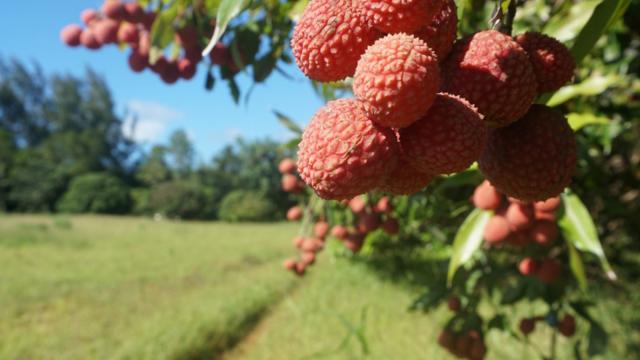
xmin=218 ymin=190 xmax=277 ymax=222
xmin=57 ymin=172 xmax=131 ymax=214
xmin=147 ymin=181 xmax=213 ymax=219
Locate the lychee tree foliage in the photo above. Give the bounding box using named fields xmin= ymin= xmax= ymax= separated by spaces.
xmin=60 ymin=0 xmax=638 ymax=358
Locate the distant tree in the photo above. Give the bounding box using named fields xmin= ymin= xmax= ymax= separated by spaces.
xmin=167 ymin=129 xmax=194 ymax=179
xmin=0 ymin=129 xmax=15 ymax=210
xmin=218 ymin=190 xmax=277 ymax=222
xmin=57 ymin=172 xmax=131 ymax=214
xmin=147 ymin=180 xmax=214 ymax=219
xmin=137 ymin=145 xmax=171 ymax=186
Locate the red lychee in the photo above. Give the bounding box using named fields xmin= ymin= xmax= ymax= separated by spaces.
xmin=536 ymin=259 xmax=562 ymax=284
xmin=295 ymin=262 xmax=306 ymax=276
xmin=176 ymin=25 xmax=199 ymax=50
xmin=344 ymin=233 xmax=365 ymax=253
xmin=160 ymin=60 xmax=180 ymax=84
xmin=469 ymin=339 xmax=487 ymax=360
xmin=178 ymin=58 xmax=197 ymax=80
xmin=530 ymin=220 xmax=559 ymax=245
xmin=128 ymin=50 xmax=147 ymax=72
xmin=60 ymin=25 xmax=83 ymax=47
xmin=357 ymin=213 xmax=381 ymax=234
xmin=81 ymin=9 xmax=98 ymax=25
xmin=283 ymin=258 xmax=297 ymax=270
xmin=414 ymin=0 xmax=457 ymax=60
xmin=137 ymin=32 xmax=151 ymax=57
xmin=472 ymin=180 xmax=502 ymax=211
xmin=454 ymin=335 xmax=472 ymax=358
xmin=293 ymin=236 xmax=305 ymax=248
xmin=505 ymin=202 xmax=535 ymax=231
xmin=558 ymin=314 xmax=576 ymax=337
xmin=379 ymin=158 xmax=434 ymax=195
xmin=519 ymin=318 xmax=535 ymax=335
xmin=507 ymin=230 xmax=531 ymax=247
xmin=124 ymin=3 xmax=144 ymax=23
xmin=291 ymin=0 xmax=380 ymax=82
xmin=94 ymin=19 xmax=120 ymax=44
xmin=302 ymin=238 xmax=324 ymax=252
xmin=301 ymin=251 xmax=316 ymax=265
xmin=447 ymin=296 xmax=461 ymax=312
xmin=479 ymin=105 xmax=577 ymax=202
xmin=374 ymin=196 xmax=392 ymax=213
xmin=443 ymin=30 xmax=537 ymax=127
xmin=142 ymin=12 xmax=156 ymax=30
xmin=534 ymin=196 xmax=561 ymax=213
xmin=117 ymin=22 xmax=139 ymax=45
xmin=399 ymin=93 xmax=486 ymax=174
xmin=518 ymin=257 xmax=540 ymax=276
xmin=484 ymin=215 xmax=511 ymax=244
xmin=80 ymin=29 xmax=101 ymax=50
xmin=437 ymin=330 xmax=455 ymax=350
xmin=297 ymin=99 xmax=398 ymax=200
xmin=354 ymin=33 xmax=440 ymax=128
xmin=282 ymin=174 xmax=300 ymax=192
xmin=331 ymin=225 xmax=349 ymax=240
xmin=314 ymin=221 xmax=330 ymax=239
xmin=359 ymin=0 xmax=445 ymax=34
xmin=287 ymin=206 xmax=303 ymax=221
xmin=209 ymin=43 xmax=229 ymax=65
xmin=382 ymin=218 xmax=399 ymax=235
xmin=101 ymin=0 xmax=125 ymax=20
xmin=515 ymin=32 xmax=575 ymax=93
xmin=278 ymin=158 xmax=297 ymax=174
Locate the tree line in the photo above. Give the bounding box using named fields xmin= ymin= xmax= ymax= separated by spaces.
xmin=0 ymin=58 xmax=295 ymax=220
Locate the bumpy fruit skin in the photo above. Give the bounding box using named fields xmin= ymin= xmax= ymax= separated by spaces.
xmin=479 ymin=105 xmax=577 ymax=202
xmin=443 ymin=30 xmax=537 ymax=127
xmin=484 ymin=215 xmax=511 ymax=244
xmin=359 ymin=0 xmax=444 ymax=34
xmin=297 ymin=99 xmax=398 ymax=200
xmin=534 ymin=196 xmax=561 ymax=213
xmin=505 ymin=202 xmax=535 ymax=231
xmin=291 ymin=0 xmax=380 ymax=82
xmin=61 ymin=25 xmax=83 ymax=47
xmin=379 ymin=158 xmax=434 ymax=195
xmin=472 ymin=180 xmax=502 ymax=210
xmin=349 ymin=196 xmax=367 ymax=214
xmin=354 ymin=34 xmax=439 ymax=128
xmin=400 ymin=93 xmax=486 ymax=174
xmin=414 ymin=0 xmax=457 ymax=60
xmin=515 ymin=32 xmax=575 ymax=93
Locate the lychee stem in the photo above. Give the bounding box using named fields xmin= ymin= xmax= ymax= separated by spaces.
xmin=491 ymin=0 xmax=518 ymax=35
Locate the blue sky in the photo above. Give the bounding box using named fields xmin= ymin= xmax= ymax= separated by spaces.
xmin=0 ymin=1 xmax=324 ymax=162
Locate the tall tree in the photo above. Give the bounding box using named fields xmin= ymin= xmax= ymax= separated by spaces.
xmin=167 ymin=129 xmax=194 ymax=179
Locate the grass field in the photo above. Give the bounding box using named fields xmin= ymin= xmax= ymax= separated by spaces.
xmin=0 ymin=215 xmax=637 ymax=360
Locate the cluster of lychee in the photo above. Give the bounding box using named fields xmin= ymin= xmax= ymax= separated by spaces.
xmin=519 ymin=313 xmax=576 ymax=338
xmin=438 ymin=298 xmax=487 ymax=360
xmin=472 ymin=180 xmax=564 ymax=285
xmin=292 ymin=0 xmax=578 ymax=203
xmin=60 ymin=0 xmax=239 ymax=84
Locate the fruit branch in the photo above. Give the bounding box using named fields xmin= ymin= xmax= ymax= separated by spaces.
xmin=492 ymin=0 xmax=518 ymax=35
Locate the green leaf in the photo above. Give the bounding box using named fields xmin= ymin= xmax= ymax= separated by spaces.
xmin=273 ymin=110 xmax=303 ymax=135
xmin=227 ymin=78 xmax=240 ymax=104
xmin=566 ymin=240 xmax=588 ymax=290
xmin=288 ymin=0 xmax=309 ymax=21
xmin=567 ymin=113 xmax=609 ymax=131
xmin=149 ymin=4 xmax=179 ymax=63
xmin=202 ymin=0 xmax=251 ymax=57
xmin=546 ymin=74 xmax=618 ymax=106
xmin=569 ymin=0 xmax=631 ymax=64
xmin=447 ymin=209 xmax=491 ymax=286
xmin=558 ymin=192 xmax=617 ymax=280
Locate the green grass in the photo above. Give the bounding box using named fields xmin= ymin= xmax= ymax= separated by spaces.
xmin=0 ymin=215 xmax=298 ymax=360
xmin=0 ymin=216 xmax=637 ymax=360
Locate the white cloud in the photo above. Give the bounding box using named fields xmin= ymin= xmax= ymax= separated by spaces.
xmin=123 ymin=100 xmax=184 ymax=142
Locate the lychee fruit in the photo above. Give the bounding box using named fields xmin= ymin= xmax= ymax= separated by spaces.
xmin=293 ymin=236 xmax=305 ymax=248
xmin=472 ymin=180 xmax=502 ymax=211
xmin=519 ymin=318 xmax=535 ymax=335
xmin=443 ymin=30 xmax=537 ymax=127
xmin=505 ymin=202 xmax=535 ymax=231
xmin=301 ymin=251 xmax=316 ymax=265
xmin=278 ymin=158 xmax=297 ymax=174
xmin=469 ymin=339 xmax=487 ymax=360
xmin=176 ymin=25 xmax=199 ymax=50
xmin=209 ymin=43 xmax=229 ymax=65
xmin=101 ymin=0 xmax=125 ymax=20
xmin=128 ymin=50 xmax=147 ymax=73
xmin=399 ymin=93 xmax=486 ymax=174
xmin=437 ymin=330 xmax=455 ymax=349
xmin=379 ymin=158 xmax=434 ymax=195
xmin=354 ymin=33 xmax=440 ymax=128
xmin=178 ymin=58 xmax=197 ymax=80
xmin=117 ymin=22 xmax=139 ymax=45
xmin=286 ymin=206 xmax=303 ymax=221
xmin=302 ymin=238 xmax=324 ymax=252
xmin=283 ymin=258 xmax=297 ymax=271
xmin=454 ymin=335 xmax=472 ymax=358
xmin=530 ymin=220 xmax=559 ymax=245
xmin=358 ymin=0 xmax=445 ymax=34
xmin=80 ymin=29 xmax=101 ymax=50
xmin=414 ymin=0 xmax=457 ymax=60
xmin=558 ymin=314 xmax=576 ymax=337
xmin=61 ymin=25 xmax=83 ymax=47
xmin=314 ymin=221 xmax=330 ymax=239
xmin=478 ymin=105 xmax=577 ymax=202
xmin=357 ymin=213 xmax=381 ymax=233
xmin=507 ymin=230 xmax=531 ymax=247
xmin=160 ymin=60 xmax=180 ymax=84
xmin=94 ymin=19 xmax=120 ymax=44
xmin=81 ymin=9 xmax=98 ymax=25
xmin=349 ymin=196 xmax=367 ymax=214
xmin=344 ymin=233 xmax=365 ymax=253
xmin=331 ymin=225 xmax=349 ymax=240
xmin=515 ymin=32 xmax=575 ymax=93
xmin=137 ymin=32 xmax=151 ymax=57
xmin=518 ymin=257 xmax=540 ymax=276
xmin=484 ymin=215 xmax=511 ymax=244
xmin=297 ymin=99 xmax=398 ymax=200
xmin=124 ymin=3 xmax=144 ymax=23
xmin=536 ymin=259 xmax=562 ymax=284
xmin=382 ymin=218 xmax=399 ymax=235
xmin=534 ymin=196 xmax=561 ymax=213
xmin=447 ymin=296 xmax=461 ymax=312
xmin=291 ymin=0 xmax=380 ymax=82
xmin=295 ymin=262 xmax=306 ymax=276
xmin=374 ymin=196 xmax=392 ymax=213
